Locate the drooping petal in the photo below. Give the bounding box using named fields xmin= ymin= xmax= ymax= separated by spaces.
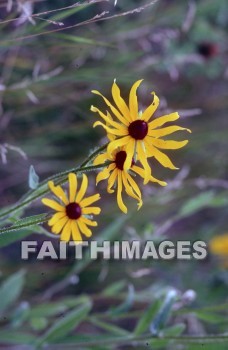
xmin=132 ymin=165 xmax=167 ymax=187
xmin=92 ymin=89 xmax=129 ymax=126
xmin=129 ymin=79 xmax=143 ymax=120
xmin=82 ymin=206 xmax=101 ymax=215
xmin=145 ymin=140 xmax=178 ymax=169
xmin=48 ymin=181 xmax=69 ymax=205
xmin=96 ymin=163 xmax=116 ymax=184
xmin=80 ymin=217 xmax=98 ymax=226
xmin=42 ymin=198 xmax=65 ymax=212
xmin=142 ymin=92 xmax=159 ymax=122
xmin=60 ymin=220 xmax=72 ymax=242
xmin=78 ymin=219 xmax=92 ymax=237
xmin=68 ymin=173 xmax=77 ymax=203
xmin=48 ymin=212 xmax=66 ymax=226
xmin=151 ymin=139 xmax=189 ymax=149
xmin=123 ymin=139 xmax=135 ymax=171
xmin=80 ymin=194 xmax=101 ymax=208
xmin=112 ymin=80 xmax=132 ymax=122
xmin=137 ymin=141 xmax=151 ymax=184
xmin=117 ymin=172 xmax=127 ymax=213
xmin=148 ymin=112 xmax=179 ymax=129
xmin=51 ymin=216 xmax=68 ymax=234
xmin=122 ymin=172 xmax=142 ymax=209
xmin=107 ymin=136 xmax=131 ymax=156
xmin=148 ymin=125 xmax=191 ymax=138
xmin=75 ymin=174 xmax=88 ymax=203
xmin=125 ymin=172 xmax=142 ymax=201
xmin=107 ymin=168 xmax=118 ymax=193
xmin=71 ymin=221 xmax=82 ymax=244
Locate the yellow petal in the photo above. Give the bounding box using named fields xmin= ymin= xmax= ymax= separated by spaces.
xmin=82 ymin=206 xmax=101 ymax=215
xmin=129 ymin=79 xmax=143 ymax=120
xmin=107 ymin=168 xmax=118 ymax=193
xmin=91 ymin=105 xmax=126 ymax=130
xmin=107 ymin=136 xmax=131 ymax=156
xmin=145 ymin=141 xmax=178 ymax=169
xmin=75 ymin=174 xmax=88 ymax=203
xmin=71 ymin=221 xmax=82 ymax=244
xmin=125 ymin=172 xmax=142 ymax=200
xmin=51 ymin=216 xmax=68 ymax=234
xmin=81 ymin=217 xmax=98 ymax=226
xmin=48 ymin=181 xmax=69 ymax=205
xmin=148 ymin=112 xmax=179 ymax=129
xmin=93 ymin=121 xmax=128 ymax=136
xmin=96 ymin=163 xmax=116 ymax=184
xmin=78 ymin=219 xmax=92 ymax=237
xmin=132 ymin=165 xmax=167 ymax=187
xmin=117 ymin=172 xmax=127 ymax=214
xmin=42 ymin=198 xmax=65 ymax=212
xmin=60 ymin=220 xmax=72 ymax=242
xmin=122 ymin=172 xmax=142 ymax=209
xmin=48 ymin=212 xmax=66 ymax=226
xmin=93 ymin=152 xmax=111 ymax=165
xmin=80 ymin=194 xmax=100 ymax=208
xmin=142 ymin=92 xmax=159 ymax=122
xmin=137 ymin=141 xmax=151 ymax=184
xmin=68 ymin=173 xmax=77 ymax=203
xmin=92 ymin=89 xmax=129 ymax=126
xmin=123 ymin=139 xmax=135 ymax=171
xmin=112 ymin=80 xmax=132 ymax=122
xmin=151 ymin=139 xmax=189 ymax=149
xmin=148 ymin=125 xmax=191 ymax=138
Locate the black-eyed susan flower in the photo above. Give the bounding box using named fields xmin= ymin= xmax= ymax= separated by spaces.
xmin=209 ymin=234 xmax=228 ymax=257
xmin=42 ymin=173 xmax=101 ymax=243
xmin=91 ymin=80 xmax=191 ymax=184
xmin=93 ymin=147 xmax=167 ymax=213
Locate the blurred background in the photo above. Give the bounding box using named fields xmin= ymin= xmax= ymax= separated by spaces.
xmin=0 ymin=0 xmax=228 ymax=349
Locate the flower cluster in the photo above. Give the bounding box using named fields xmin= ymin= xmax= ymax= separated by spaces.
xmin=42 ymin=80 xmax=191 ymax=242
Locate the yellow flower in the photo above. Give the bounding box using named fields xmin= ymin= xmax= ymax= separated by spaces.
xmin=91 ymin=80 xmax=191 ymax=184
xmin=93 ymin=147 xmax=167 ymax=213
xmin=209 ymin=234 xmax=228 ymax=257
xmin=42 ymin=173 xmax=101 ymax=243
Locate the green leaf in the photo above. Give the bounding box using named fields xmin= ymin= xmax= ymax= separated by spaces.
xmin=29 ymin=165 xmax=40 ymax=189
xmin=0 ymin=331 xmax=36 ymax=344
xmin=0 ymin=228 xmax=33 ymax=248
xmin=134 ymin=299 xmax=161 ymax=335
xmin=150 ymin=290 xmax=177 ymax=335
xmin=30 ymin=317 xmax=48 ymax=331
xmin=0 ymin=270 xmax=26 ymax=314
xmin=103 ymin=280 xmax=127 ymax=296
xmin=109 ymin=284 xmax=135 ymax=315
xmin=35 ymin=300 xmax=92 ymax=346
xmin=55 ymin=33 xmax=115 ymax=48
xmin=89 ymin=317 xmax=130 ymax=336
xmin=195 ymin=311 xmax=228 ymax=324
xmin=161 ymin=323 xmax=186 ymax=336
xmin=180 ymin=191 xmax=214 ymax=216
xmin=11 ymin=301 xmax=30 ymax=328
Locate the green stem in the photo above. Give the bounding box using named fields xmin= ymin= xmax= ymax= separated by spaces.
xmin=20 ymin=142 xmax=109 ymax=202
xmin=43 ymin=333 xmax=228 ymax=349
xmin=0 ymin=163 xmax=108 ymax=221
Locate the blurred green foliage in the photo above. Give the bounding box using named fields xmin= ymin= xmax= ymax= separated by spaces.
xmin=0 ymin=0 xmax=228 ymax=349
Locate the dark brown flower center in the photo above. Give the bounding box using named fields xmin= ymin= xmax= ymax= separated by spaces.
xmin=128 ymin=120 xmax=148 ymax=140
xmin=66 ymin=202 xmax=81 ymax=220
xmin=115 ymin=151 xmax=134 ymax=170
